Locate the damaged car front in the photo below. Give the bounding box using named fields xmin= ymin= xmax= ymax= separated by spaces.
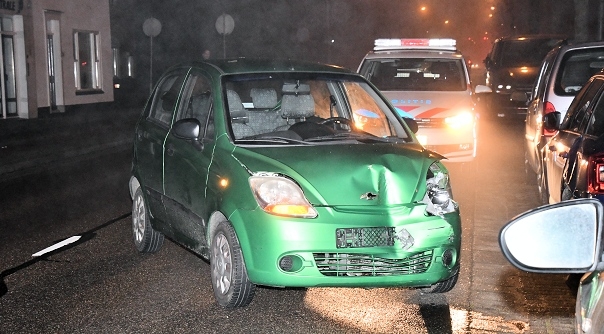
xmin=210 ymin=65 xmax=461 ymax=296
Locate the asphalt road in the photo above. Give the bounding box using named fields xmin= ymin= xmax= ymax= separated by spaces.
xmin=0 ymin=119 xmax=576 ymax=333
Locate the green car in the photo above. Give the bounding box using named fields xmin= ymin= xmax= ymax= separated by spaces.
xmin=129 ymin=59 xmax=461 ymax=308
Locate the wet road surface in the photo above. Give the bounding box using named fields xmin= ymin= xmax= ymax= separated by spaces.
xmin=0 ymin=119 xmax=576 ymax=333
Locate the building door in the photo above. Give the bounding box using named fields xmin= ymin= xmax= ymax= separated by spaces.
xmin=46 ymin=34 xmax=56 ymax=110
xmin=0 ymin=17 xmax=17 ymax=118
xmin=45 ymin=12 xmax=64 ymax=113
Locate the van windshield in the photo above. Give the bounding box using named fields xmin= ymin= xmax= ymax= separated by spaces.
xmin=498 ymin=39 xmax=564 ymax=67
xmin=361 ymin=58 xmax=466 ymax=92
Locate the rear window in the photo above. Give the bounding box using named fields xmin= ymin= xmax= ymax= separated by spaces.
xmin=360 ymin=58 xmax=467 ymax=92
xmin=555 ymin=48 xmax=604 ymax=96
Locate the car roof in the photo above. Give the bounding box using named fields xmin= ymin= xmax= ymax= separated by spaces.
xmin=185 ymin=58 xmax=354 ymax=76
xmin=362 ymin=49 xmax=463 ymax=60
xmin=559 ymin=40 xmax=604 ymax=52
xmin=494 ymin=35 xmax=567 ymax=42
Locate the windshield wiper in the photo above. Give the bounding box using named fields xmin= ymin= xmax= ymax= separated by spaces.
xmin=306 ymin=132 xmax=403 ymax=143
xmin=236 ymin=136 xmax=311 ymax=145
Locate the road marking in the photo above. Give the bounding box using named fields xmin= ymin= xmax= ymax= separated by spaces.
xmin=32 ymin=236 xmax=81 ymax=257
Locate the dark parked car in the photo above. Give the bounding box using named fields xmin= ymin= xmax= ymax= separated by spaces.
xmin=499 ymin=198 xmax=604 ymax=334
xmin=129 ymin=58 xmax=462 ymax=308
xmin=525 ymin=42 xmax=604 ymax=204
xmin=542 ymin=72 xmax=604 ymax=205
xmin=484 ymin=35 xmax=566 ymax=119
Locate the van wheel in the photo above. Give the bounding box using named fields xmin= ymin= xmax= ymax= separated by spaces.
xmin=132 ymin=188 xmax=164 ymax=253
xmin=211 ymin=221 xmax=255 ymax=308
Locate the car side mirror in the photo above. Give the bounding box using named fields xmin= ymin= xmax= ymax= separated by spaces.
xmin=510 ymin=91 xmax=528 ymax=103
xmin=474 ymin=85 xmax=492 ymax=94
xmin=172 ymin=118 xmax=204 ymax=150
xmin=499 ymin=199 xmax=604 ymax=273
xmin=403 ymin=117 xmax=418 ymax=133
xmin=543 ymin=111 xmax=561 ymax=131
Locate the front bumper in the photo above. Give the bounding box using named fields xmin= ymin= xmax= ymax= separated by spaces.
xmin=488 ymin=92 xmax=528 ymax=119
xmin=228 ymin=203 xmax=461 ymax=288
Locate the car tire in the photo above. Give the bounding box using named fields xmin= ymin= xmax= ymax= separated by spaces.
xmin=211 ymin=221 xmax=255 ymax=308
xmin=421 ymin=271 xmax=458 ymax=293
xmin=523 ymin=151 xmax=535 ymax=183
xmin=561 ymin=185 xmax=573 ymax=201
xmin=536 ymin=155 xmax=549 ymax=205
xmin=132 ymin=188 xmax=165 ymax=253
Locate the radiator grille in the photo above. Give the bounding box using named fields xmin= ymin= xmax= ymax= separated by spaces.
xmin=313 ymin=250 xmax=433 ymax=276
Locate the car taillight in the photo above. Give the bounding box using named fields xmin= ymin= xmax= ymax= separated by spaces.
xmin=543 ymin=101 xmax=557 ymax=137
xmin=588 ymin=155 xmax=604 ymax=195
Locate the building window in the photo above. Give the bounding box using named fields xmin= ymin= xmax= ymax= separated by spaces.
xmin=73 ymin=31 xmax=102 ymax=92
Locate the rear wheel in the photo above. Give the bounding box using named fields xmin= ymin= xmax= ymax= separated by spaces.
xmin=536 ymin=156 xmax=549 ymax=205
xmin=210 ymin=221 xmax=255 ymax=308
xmin=132 ymin=188 xmax=164 ymax=253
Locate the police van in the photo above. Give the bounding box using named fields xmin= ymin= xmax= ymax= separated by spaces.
xmin=358 ymin=38 xmax=491 ymax=162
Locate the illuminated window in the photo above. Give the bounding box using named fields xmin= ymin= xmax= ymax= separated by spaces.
xmin=73 ymin=31 xmax=102 ymax=92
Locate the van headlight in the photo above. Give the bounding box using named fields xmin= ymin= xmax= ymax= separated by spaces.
xmin=445 ymin=111 xmax=474 ymax=129
xmin=423 ymin=162 xmax=457 ymax=216
xmin=249 ymin=173 xmax=318 ymax=218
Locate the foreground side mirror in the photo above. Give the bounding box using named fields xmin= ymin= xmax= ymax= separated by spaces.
xmin=543 ymin=111 xmax=561 ymax=131
xmin=499 ymin=198 xmax=604 ymax=273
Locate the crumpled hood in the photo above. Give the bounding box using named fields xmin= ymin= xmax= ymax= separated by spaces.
xmin=233 ymin=143 xmax=434 ymax=206
xmin=381 ymin=91 xmax=474 ymax=120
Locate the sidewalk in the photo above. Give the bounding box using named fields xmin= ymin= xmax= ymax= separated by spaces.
xmin=0 ymin=103 xmax=142 ymax=181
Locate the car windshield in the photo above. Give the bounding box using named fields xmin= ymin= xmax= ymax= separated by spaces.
xmin=223 ymin=73 xmax=413 ymax=144
xmin=498 ymin=39 xmax=563 ymax=67
xmin=361 ymin=58 xmax=466 ymax=92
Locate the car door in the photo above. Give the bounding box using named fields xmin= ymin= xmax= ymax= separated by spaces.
xmin=163 ymin=69 xmax=216 ymax=252
xmin=573 ymin=86 xmax=604 ymax=200
xmin=525 ymin=50 xmax=555 ymax=174
xmin=546 ymin=78 xmax=604 ymax=203
xmin=134 ymin=69 xmax=187 ymax=225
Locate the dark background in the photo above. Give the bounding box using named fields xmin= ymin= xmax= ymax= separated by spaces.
xmin=109 ymin=0 xmax=595 ymax=104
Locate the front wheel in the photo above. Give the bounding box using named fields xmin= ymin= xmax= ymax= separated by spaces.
xmin=210 ymin=221 xmax=255 ymax=308
xmin=421 ymin=272 xmax=458 ymax=293
xmin=132 ymin=188 xmax=164 ymax=253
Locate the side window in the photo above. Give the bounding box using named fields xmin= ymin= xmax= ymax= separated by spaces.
xmin=562 ymin=78 xmax=603 ymax=132
xmin=177 ymin=73 xmax=214 ymax=139
xmin=586 ymin=90 xmax=604 ymax=137
xmin=148 ymin=72 xmax=187 ymax=127
xmin=555 ymin=48 xmax=604 ymax=96
xmin=74 ymin=30 xmax=102 ymax=92
xmin=533 ymin=52 xmax=554 ymax=100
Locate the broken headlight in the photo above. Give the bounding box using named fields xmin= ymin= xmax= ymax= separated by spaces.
xmin=423 ymin=162 xmax=457 ymax=216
